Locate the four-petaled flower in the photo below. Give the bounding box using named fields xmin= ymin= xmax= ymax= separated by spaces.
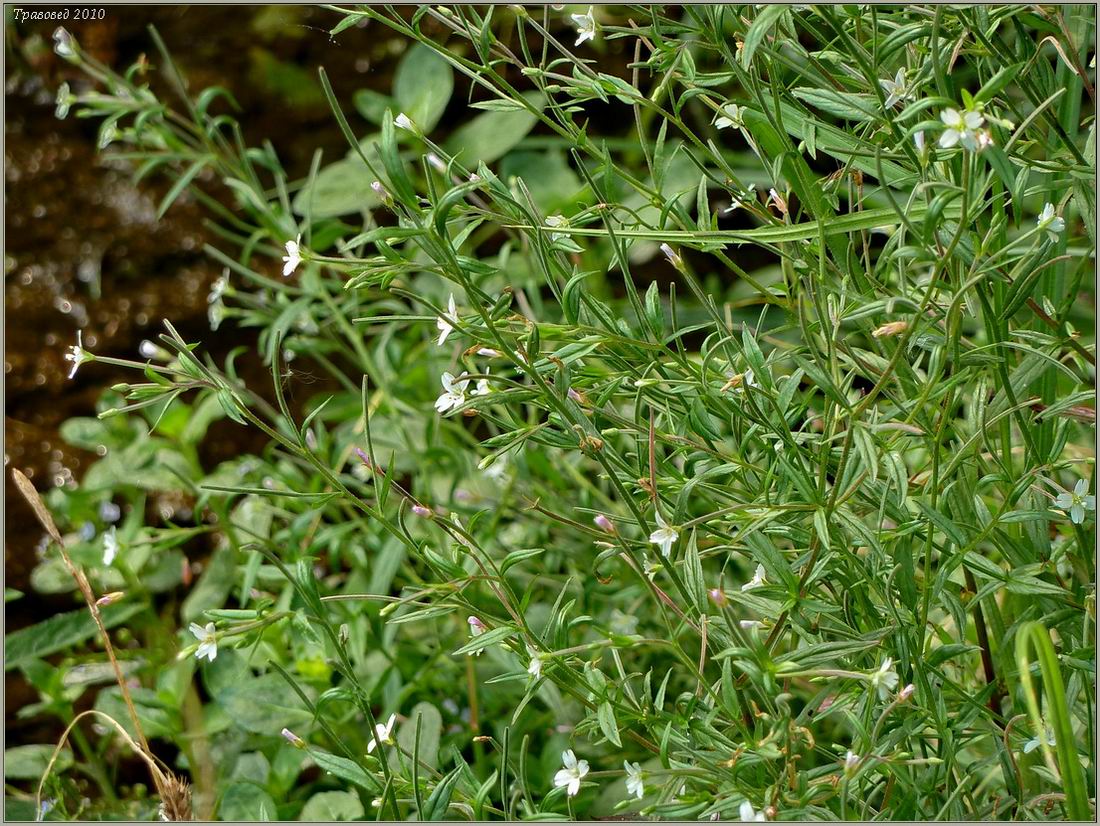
xmin=64 ymin=330 xmax=93 ymax=379
xmin=879 ymin=68 xmax=912 ymax=108
xmin=739 ymin=800 xmax=767 ymax=821
xmin=102 ymin=526 xmax=119 ymax=566
xmin=471 ymin=378 xmax=491 ymax=397
xmin=741 ymin=564 xmax=766 ymax=591
xmin=624 ymin=760 xmax=644 ymax=799
xmin=367 ymin=713 xmax=397 ymax=753
xmin=869 ymin=657 xmax=899 ymax=700
xmin=282 ymin=235 xmax=302 ymax=276
xmin=1055 ymin=478 xmax=1094 ymax=524
xmin=1036 ymin=202 xmax=1066 ymax=241
xmin=554 ymin=749 xmax=589 ymax=797
xmin=435 ymin=372 xmax=471 ymax=414
xmin=938 ymin=107 xmax=985 ymax=151
xmin=649 ymin=511 xmax=679 ymax=558
xmin=571 ymin=6 xmax=597 ymax=46
xmin=189 ymin=622 xmax=218 ymax=662
xmin=526 ymin=644 xmax=543 ymax=679
xmin=714 ymin=102 xmax=744 ymax=130
xmin=437 ymin=294 xmax=458 ymax=345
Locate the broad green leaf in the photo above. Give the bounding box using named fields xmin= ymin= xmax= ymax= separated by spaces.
xmin=394 ymin=44 xmax=453 ymax=133
xmin=4 ymin=745 xmax=72 ymax=780
xmin=5 ymin=602 xmax=143 ymax=671
xmin=397 ymin=702 xmax=443 ymax=770
xmin=219 ymin=782 xmax=278 ymax=821
xmin=299 ymin=791 xmax=364 ymax=821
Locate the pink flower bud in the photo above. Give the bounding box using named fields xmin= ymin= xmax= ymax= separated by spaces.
xmin=412 ymin=503 xmax=432 ymax=518
xmin=898 ymin=683 xmax=915 ymax=702
xmin=708 ymin=588 xmax=728 ymax=607
xmin=467 ymin=616 xmax=486 ymax=633
xmin=281 ymin=728 xmax=305 ymax=748
xmin=95 ymin=591 xmax=125 ymax=607
xmin=354 ymin=447 xmax=372 ymax=469
xmin=593 ymin=514 xmax=615 ymax=533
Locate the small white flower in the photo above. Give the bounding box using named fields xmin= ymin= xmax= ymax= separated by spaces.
xmin=435 ymin=372 xmax=470 ymax=414
xmin=1036 ymin=202 xmax=1066 ymax=241
xmin=844 ymin=750 xmax=860 ymax=772
xmin=426 ymin=152 xmax=447 ymax=173
xmin=740 ymin=619 xmax=763 ymax=630
xmin=102 ymin=526 xmax=119 ymax=566
xmin=879 ymin=68 xmax=912 ymax=108
xmin=395 ymin=112 xmax=415 ymax=132
xmin=526 ymin=645 xmax=543 ymax=679
xmin=1055 ymin=478 xmax=1094 ymax=524
xmin=544 ymin=214 xmax=569 ymax=243
xmin=570 ymin=6 xmax=597 ymax=46
xmin=208 ymin=272 xmax=229 ymax=305
xmin=437 ymin=294 xmax=457 ymax=346
xmin=466 ymin=616 xmax=487 ymax=656
xmin=642 ymin=552 xmax=659 ymax=580
xmin=913 ymin=130 xmax=925 ymax=152
xmin=659 ymin=242 xmax=682 ymax=269
xmin=938 ymin=107 xmax=984 ymax=150
xmin=741 ymin=564 xmax=766 ymax=591
xmin=53 ymin=27 xmax=76 ymax=59
xmin=471 ymin=378 xmax=492 ymax=397
xmin=739 ymin=800 xmax=767 ymax=821
xmin=714 ymin=102 xmax=744 ymax=130
xmin=554 ymin=749 xmax=589 ymax=797
xmin=282 ymin=235 xmax=302 ymax=276
xmin=1024 ymin=726 xmax=1056 ymax=754
xmin=366 ymin=713 xmax=397 ymax=753
xmin=477 ymin=347 xmax=501 ymax=357
xmin=723 ymin=184 xmax=757 ymax=214
xmin=869 ymin=657 xmax=900 ymax=700
xmin=55 ymin=82 xmax=73 ymax=119
xmin=624 ymin=760 xmax=644 ymax=799
xmin=64 ymin=330 xmax=93 ymax=379
xmin=189 ymin=622 xmax=218 ymax=662
xmin=649 ymin=510 xmax=679 ymax=558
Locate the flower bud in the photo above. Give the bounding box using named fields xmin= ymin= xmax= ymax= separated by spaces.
xmin=872 ymin=320 xmax=908 ymax=338
xmin=659 ymin=243 xmax=682 ymax=269
xmin=593 ymin=514 xmax=616 ymax=534
xmin=708 ymin=588 xmax=728 ymax=607
xmin=338 ymin=623 xmax=350 ymax=646
xmin=281 ymin=728 xmax=305 ymax=748
xmin=95 ymin=591 xmax=125 ymax=607
xmin=412 ymin=503 xmax=432 ymax=518
xmin=394 ymin=112 xmax=415 ymax=132
xmin=898 ymin=683 xmax=915 ymax=702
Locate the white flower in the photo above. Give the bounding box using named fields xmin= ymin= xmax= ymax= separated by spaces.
xmin=913 ymin=130 xmax=925 ymax=152
xmin=189 ymin=622 xmax=218 ymax=662
xmin=282 ymin=235 xmax=302 ymax=276
xmin=366 ymin=713 xmax=396 ymax=753
xmin=471 ymin=378 xmax=492 ymax=397
xmin=869 ymin=657 xmax=900 ymax=700
xmin=570 ymin=6 xmax=597 ymax=46
xmin=938 ymin=107 xmax=984 ymax=150
xmin=434 ymin=372 xmax=470 ymax=414
xmin=1055 ymin=478 xmax=1095 ymax=524
xmin=714 ymin=102 xmax=743 ymax=130
xmin=436 ymin=294 xmax=457 ymax=346
xmin=554 ymin=749 xmax=589 ymax=797
xmin=741 ymin=564 xmax=766 ymax=591
xmin=1037 ymin=202 xmax=1066 ymax=241
xmin=544 ymin=214 xmax=569 ymax=243
xmin=659 ymin=242 xmax=682 ymax=269
xmin=649 ymin=511 xmax=679 ymax=558
xmin=208 ymin=271 xmax=229 ymax=305
xmin=844 ymin=750 xmax=860 ymax=772
xmin=55 ymin=82 xmax=73 ymax=119
xmin=723 ymin=184 xmax=757 ymax=213
xmin=394 ymin=112 xmax=415 ymax=132
xmin=102 ymin=526 xmax=119 ymax=566
xmin=740 ymin=619 xmax=763 ymax=630
xmin=624 ymin=760 xmax=644 ymax=799
xmin=64 ymin=330 xmax=93 ymax=379
xmin=1023 ymin=726 xmax=1056 ymax=754
xmin=467 ymin=616 xmax=486 ymax=656
xmin=53 ymin=27 xmax=75 ymax=59
xmin=477 ymin=347 xmax=501 ymax=357
xmin=526 ymin=645 xmax=543 ymax=679
xmin=879 ymin=68 xmax=912 ymax=108
xmin=739 ymin=800 xmax=767 ymax=821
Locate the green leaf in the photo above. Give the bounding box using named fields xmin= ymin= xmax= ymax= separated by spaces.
xmin=219 ymin=782 xmax=278 ymax=821
xmin=596 ymin=700 xmax=622 ymax=747
xmin=217 ymin=673 xmax=314 ymax=734
xmin=4 ymin=602 xmax=144 ymax=671
xmin=741 ymin=5 xmax=787 ymax=68
xmin=423 ymin=766 xmax=463 ymax=821
xmin=394 ymin=44 xmax=453 ymax=133
xmin=291 ymin=156 xmax=380 ymax=218
xmin=299 ymin=791 xmax=364 ymax=821
xmin=308 ymin=749 xmax=375 ymax=792
xmin=4 ymin=745 xmax=72 ymax=780
xmin=397 ymin=702 xmax=443 ymax=770
xmin=443 ymin=92 xmax=542 ymax=165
